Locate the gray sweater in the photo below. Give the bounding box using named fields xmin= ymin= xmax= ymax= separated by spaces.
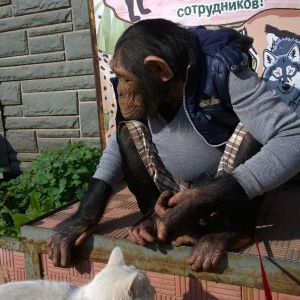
xmin=93 ymin=67 xmax=300 ymax=199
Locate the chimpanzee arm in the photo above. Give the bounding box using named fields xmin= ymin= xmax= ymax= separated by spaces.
xmin=229 ymin=67 xmax=300 ymax=198
xmin=48 ymin=178 xmax=112 ymax=267
xmin=155 ymin=174 xmax=250 ymax=241
xmin=171 ymin=197 xmax=262 ymax=271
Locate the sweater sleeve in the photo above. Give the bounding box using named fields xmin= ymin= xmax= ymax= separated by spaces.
xmin=93 ymin=131 xmax=123 ymax=188
xmin=229 ymin=67 xmax=300 ymax=199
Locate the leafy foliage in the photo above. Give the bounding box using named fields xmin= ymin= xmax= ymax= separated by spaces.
xmin=0 ymin=142 xmax=101 ymax=237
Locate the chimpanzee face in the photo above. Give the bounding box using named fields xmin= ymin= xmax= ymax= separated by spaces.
xmin=109 ymin=53 xmax=184 ymax=122
xmin=109 ymin=57 xmax=147 ymax=120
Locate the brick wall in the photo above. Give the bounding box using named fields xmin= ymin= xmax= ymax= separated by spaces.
xmin=0 ymin=0 xmax=100 ymax=173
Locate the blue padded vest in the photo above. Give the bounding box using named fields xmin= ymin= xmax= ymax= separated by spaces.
xmin=184 ymin=26 xmax=253 ymax=146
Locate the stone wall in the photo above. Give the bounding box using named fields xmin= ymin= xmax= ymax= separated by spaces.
xmin=0 ymin=0 xmax=100 ymax=173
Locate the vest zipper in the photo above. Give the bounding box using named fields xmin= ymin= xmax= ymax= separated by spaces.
xmin=183 ymin=65 xmax=226 ymax=148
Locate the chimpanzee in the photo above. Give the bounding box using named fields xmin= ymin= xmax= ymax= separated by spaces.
xmin=48 ymin=19 xmax=300 ymax=271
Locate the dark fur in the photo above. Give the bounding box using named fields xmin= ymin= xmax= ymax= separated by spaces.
xmin=114 ymin=18 xmax=196 ymax=81
xmin=118 ymin=124 xmax=160 ymax=214
xmin=118 ymin=127 xmax=263 ymax=270
xmin=49 ymin=19 xmax=263 ymax=269
xmin=49 ymin=179 xmax=112 ymax=267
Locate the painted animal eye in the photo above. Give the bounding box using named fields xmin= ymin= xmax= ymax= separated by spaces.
xmin=286 ymin=66 xmax=296 ymax=76
xmin=272 ymin=67 xmax=282 ymax=78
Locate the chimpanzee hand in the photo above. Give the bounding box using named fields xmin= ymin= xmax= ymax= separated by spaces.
xmin=48 ymin=219 xmax=96 ymax=267
xmin=127 ymin=213 xmax=166 ymax=246
xmin=185 ymin=232 xmax=252 ymax=271
xmin=154 ymin=190 xmax=202 ymax=241
xmin=170 ymin=233 xmax=219 ymax=271
xmin=47 ymin=178 xmax=112 ymax=267
xmin=155 ymin=174 xmax=249 ymax=241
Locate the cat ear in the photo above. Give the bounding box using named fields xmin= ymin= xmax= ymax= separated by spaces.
xmin=107 ymin=247 xmax=125 ymax=266
xmin=126 ymin=273 xmax=139 ymax=298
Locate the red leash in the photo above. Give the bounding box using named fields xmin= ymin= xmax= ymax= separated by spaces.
xmin=254 ymin=234 xmax=273 ymax=300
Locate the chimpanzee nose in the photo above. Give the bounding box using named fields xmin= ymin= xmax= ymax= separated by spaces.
xmin=282 ymin=83 xmax=291 ymax=91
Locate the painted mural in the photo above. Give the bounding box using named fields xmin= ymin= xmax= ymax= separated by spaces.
xmin=93 ymin=0 xmax=300 ymax=140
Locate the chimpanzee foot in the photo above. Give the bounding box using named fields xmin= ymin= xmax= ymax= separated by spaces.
xmin=187 ymin=232 xmax=252 ymax=271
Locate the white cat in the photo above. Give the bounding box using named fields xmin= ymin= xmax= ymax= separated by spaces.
xmin=0 ymin=247 xmax=155 ymax=300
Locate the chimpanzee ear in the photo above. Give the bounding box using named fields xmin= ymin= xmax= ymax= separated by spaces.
xmin=144 ymin=55 xmax=174 ymax=82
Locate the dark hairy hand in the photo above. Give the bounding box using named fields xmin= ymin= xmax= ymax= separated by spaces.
xmin=155 ymin=174 xmax=249 ymax=241
xmin=187 ymin=232 xmax=252 ymax=271
xmin=154 ymin=190 xmax=202 ymax=241
xmin=47 ymin=178 xmax=112 ymax=267
xmin=170 ymin=229 xmax=252 ymax=271
xmin=170 ymin=232 xmax=225 ymax=271
xmin=48 ymin=218 xmax=95 ymax=267
xmin=127 ymin=213 xmax=166 ymax=246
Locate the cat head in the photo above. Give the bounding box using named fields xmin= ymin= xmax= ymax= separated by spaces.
xmin=90 ymin=247 xmax=156 ymax=300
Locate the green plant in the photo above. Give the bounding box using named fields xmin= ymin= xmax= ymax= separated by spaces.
xmin=0 ymin=142 xmax=101 ymax=237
